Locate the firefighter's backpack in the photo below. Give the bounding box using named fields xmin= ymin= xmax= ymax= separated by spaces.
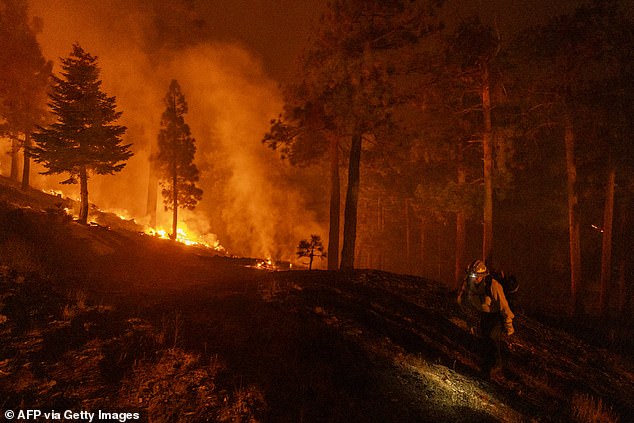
xmin=485 ymin=271 xmax=519 ymax=309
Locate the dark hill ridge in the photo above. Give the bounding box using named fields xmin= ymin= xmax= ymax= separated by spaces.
xmin=0 ymin=179 xmax=633 ymax=422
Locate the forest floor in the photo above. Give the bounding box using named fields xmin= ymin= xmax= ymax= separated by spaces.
xmin=0 ymin=177 xmax=633 ymax=422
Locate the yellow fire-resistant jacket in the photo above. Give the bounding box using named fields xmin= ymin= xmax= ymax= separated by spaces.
xmin=467 ymin=276 xmax=515 ymax=324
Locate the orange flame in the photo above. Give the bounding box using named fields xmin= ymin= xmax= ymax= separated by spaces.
xmin=144 ymin=225 xmax=225 ymax=252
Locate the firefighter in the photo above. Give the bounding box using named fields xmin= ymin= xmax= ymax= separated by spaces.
xmin=457 ymin=259 xmax=515 ymax=379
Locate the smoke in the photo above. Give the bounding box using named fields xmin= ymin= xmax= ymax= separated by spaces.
xmin=22 ymin=0 xmax=326 ymax=261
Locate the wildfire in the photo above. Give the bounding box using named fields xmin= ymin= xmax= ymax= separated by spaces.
xmin=109 ymin=208 xmax=134 ymax=221
xmin=144 ymin=226 xmax=225 ymax=252
xmin=252 ymin=258 xmax=292 ymax=271
xmin=44 ymin=188 xmax=80 ymax=202
xmin=45 ymin=189 xmax=65 ymax=197
xmin=255 ymin=258 xmax=275 ymax=270
xmin=39 ymin=186 xmax=225 ymax=253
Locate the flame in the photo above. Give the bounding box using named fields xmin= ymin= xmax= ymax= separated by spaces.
xmin=39 ymin=186 xmax=226 ymax=253
xmin=109 ymin=208 xmax=135 ymax=221
xmin=144 ymin=224 xmax=225 ymax=252
xmin=44 ymin=188 xmax=80 ymax=202
xmin=255 ymin=258 xmax=274 ymax=270
xmin=45 ymin=189 xmax=65 ymax=197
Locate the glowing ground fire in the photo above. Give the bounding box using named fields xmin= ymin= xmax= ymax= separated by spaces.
xmin=56 ymin=196 xmax=226 ymax=252
xmin=144 ymin=226 xmax=224 ymax=251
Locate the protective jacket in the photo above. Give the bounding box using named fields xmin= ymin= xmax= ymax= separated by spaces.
xmin=467 ymin=276 xmax=515 ymax=326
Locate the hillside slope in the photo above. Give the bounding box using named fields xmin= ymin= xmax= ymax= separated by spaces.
xmin=0 ymin=180 xmax=633 ymax=422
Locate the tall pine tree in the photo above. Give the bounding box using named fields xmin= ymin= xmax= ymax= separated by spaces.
xmin=156 ymin=79 xmax=202 ymax=240
xmin=267 ymin=0 xmax=443 ymax=271
xmin=31 ymin=44 xmax=131 ymax=224
xmin=505 ymin=1 xmax=631 ymax=315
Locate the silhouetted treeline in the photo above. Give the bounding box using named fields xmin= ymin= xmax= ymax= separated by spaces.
xmin=267 ymin=0 xmax=634 ymax=319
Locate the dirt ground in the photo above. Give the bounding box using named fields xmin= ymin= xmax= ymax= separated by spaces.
xmin=1 ymin=181 xmax=633 ymax=422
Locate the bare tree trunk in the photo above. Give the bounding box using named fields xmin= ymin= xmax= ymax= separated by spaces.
xmin=617 ymin=258 xmax=627 ymax=314
xmin=405 ymin=198 xmax=411 ymax=269
xmin=436 ymin=230 xmax=442 ymax=280
xmin=171 ymin=163 xmax=178 ymax=240
xmin=564 ymin=114 xmax=582 ymax=315
xmin=169 ymin=93 xmax=179 ymax=241
xmin=146 ymin=141 xmax=158 ymax=228
xmin=309 ymin=247 xmax=314 ymax=270
xmin=340 ymin=132 xmax=362 ymax=270
xmin=420 ymin=220 xmax=425 ymax=276
xmin=79 ymin=165 xmax=89 ymax=224
xmin=327 ymin=136 xmax=340 ymax=270
xmin=616 ymin=198 xmax=628 ymax=314
xmin=455 ymin=144 xmax=466 ymax=289
xmin=378 ymin=197 xmax=384 ymax=270
xmin=21 ymin=132 xmax=31 ymax=190
xmin=10 ymin=137 xmax=20 ymax=180
xmin=455 ymin=212 xmax=466 ymax=289
xmin=600 ymin=165 xmax=616 ymax=317
xmin=482 ymin=63 xmax=494 ymax=267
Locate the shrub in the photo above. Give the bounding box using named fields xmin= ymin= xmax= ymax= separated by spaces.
xmin=120 ymin=348 xmax=266 ymax=422
xmin=571 ymin=393 xmax=619 ymax=423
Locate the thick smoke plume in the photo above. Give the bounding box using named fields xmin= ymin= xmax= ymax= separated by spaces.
xmin=18 ymin=0 xmax=325 ymax=261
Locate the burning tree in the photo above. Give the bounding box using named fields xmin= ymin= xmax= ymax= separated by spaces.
xmin=297 ymin=235 xmax=325 ymax=270
xmin=31 ymin=44 xmax=131 ymax=224
xmin=156 ymin=79 xmax=202 ymax=240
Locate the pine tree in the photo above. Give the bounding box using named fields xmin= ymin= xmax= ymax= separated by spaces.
xmin=505 ymin=1 xmax=633 ymax=315
xmin=448 ymin=17 xmax=501 ymax=268
xmin=297 ymin=234 xmax=325 ymax=270
xmin=31 ymin=44 xmax=131 ymax=224
xmin=156 ymin=79 xmax=202 ymax=240
xmin=267 ymin=0 xmax=443 ymax=271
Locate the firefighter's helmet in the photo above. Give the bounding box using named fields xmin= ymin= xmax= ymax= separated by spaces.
xmin=467 ymin=259 xmax=488 ymax=278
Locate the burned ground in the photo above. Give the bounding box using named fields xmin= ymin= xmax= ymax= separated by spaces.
xmin=1 ymin=180 xmax=633 ymax=422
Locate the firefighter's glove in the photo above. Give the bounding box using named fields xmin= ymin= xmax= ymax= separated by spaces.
xmin=505 ymin=321 xmax=515 ymax=336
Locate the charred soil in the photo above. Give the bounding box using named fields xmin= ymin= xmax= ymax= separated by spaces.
xmin=1 ymin=181 xmax=633 ymax=422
